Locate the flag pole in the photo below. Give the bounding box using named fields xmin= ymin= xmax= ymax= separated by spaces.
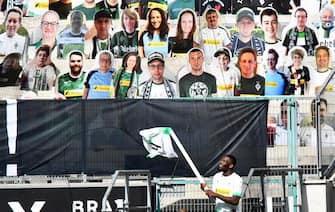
xmin=169 ymin=129 xmax=206 ymax=184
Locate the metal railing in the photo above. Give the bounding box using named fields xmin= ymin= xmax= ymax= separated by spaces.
xmin=153 ymin=178 xmax=214 ymax=212
xmin=241 ymin=167 xmax=303 ymax=212
xmin=102 ymin=170 xmax=151 ymax=212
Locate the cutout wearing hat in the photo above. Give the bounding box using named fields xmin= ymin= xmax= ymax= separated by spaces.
xmin=147 ymin=52 xmax=164 ymax=64
xmin=214 ymin=47 xmax=232 ymax=61
xmin=231 ymin=7 xmax=265 ymax=57
xmin=205 ymin=8 xmax=218 ymax=16
xmin=236 ymin=7 xmax=255 ymax=23
xmin=94 ymin=10 xmax=112 ymax=20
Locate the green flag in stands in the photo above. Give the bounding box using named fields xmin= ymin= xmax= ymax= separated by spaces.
xmin=139 ymin=127 xmax=178 ymax=158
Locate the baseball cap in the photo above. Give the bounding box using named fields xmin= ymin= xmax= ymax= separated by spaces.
xmin=214 ymin=47 xmax=232 ymax=61
xmin=94 ymin=10 xmax=112 ymax=20
xmin=236 ymin=7 xmax=255 ymax=22
xmin=147 ymin=52 xmax=164 ymax=64
xmin=205 ymin=8 xmax=217 ymax=16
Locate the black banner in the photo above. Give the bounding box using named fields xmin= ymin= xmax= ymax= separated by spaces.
xmin=0 ymin=186 xmax=148 ymax=212
xmin=0 ymin=99 xmax=268 ymax=176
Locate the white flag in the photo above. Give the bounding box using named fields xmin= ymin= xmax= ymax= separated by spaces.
xmin=139 ymin=127 xmax=178 ymax=158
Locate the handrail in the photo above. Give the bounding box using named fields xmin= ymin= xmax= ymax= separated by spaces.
xmin=241 ymin=167 xmax=303 ymax=212
xmin=322 ymin=158 xmax=335 ymax=179
xmin=101 ymin=169 xmax=151 ymax=212
xmin=241 ymin=167 xmax=303 ymax=199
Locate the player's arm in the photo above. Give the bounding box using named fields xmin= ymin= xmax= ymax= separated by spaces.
xmin=204 ymin=189 xmax=241 ymax=205
xmin=201 ymin=180 xmax=242 ymax=205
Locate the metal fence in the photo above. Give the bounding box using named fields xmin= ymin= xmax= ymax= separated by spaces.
xmin=154 ymin=178 xmax=214 ymax=212
xmin=154 ymin=171 xmax=302 ymax=212
xmin=266 ymin=98 xmax=319 ymax=175
xmin=241 ymin=168 xmax=303 ymax=212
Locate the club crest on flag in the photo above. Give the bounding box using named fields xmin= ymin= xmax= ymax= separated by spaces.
xmin=139 ymin=127 xmax=178 ymax=158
